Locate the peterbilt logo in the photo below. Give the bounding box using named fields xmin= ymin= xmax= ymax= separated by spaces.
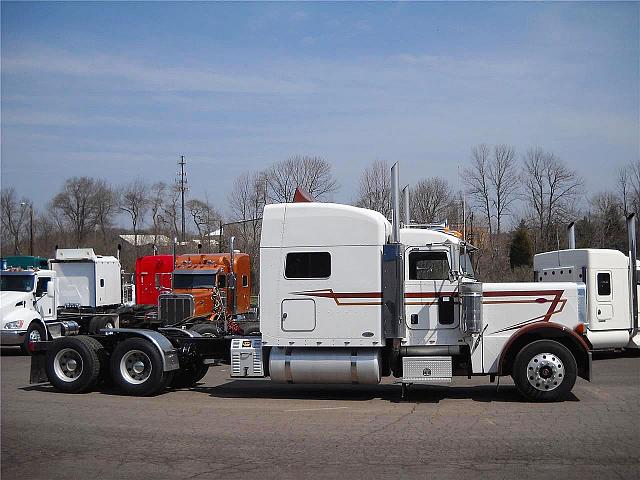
xmin=422 ymin=367 xmax=432 ymax=377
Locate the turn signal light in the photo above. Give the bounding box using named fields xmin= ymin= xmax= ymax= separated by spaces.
xmin=575 ymin=324 xmax=586 ymax=335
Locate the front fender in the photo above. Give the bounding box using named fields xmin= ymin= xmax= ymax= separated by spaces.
xmin=498 ymin=321 xmax=592 ymax=381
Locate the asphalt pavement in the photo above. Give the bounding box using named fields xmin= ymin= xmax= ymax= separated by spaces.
xmin=1 ymin=347 xmax=638 ymax=480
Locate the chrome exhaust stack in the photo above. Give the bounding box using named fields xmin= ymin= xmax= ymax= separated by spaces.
xmin=567 ymin=222 xmax=576 ymax=249
xmin=391 ymin=162 xmax=400 ymax=242
xmin=229 ymin=236 xmax=237 ymax=316
xmin=628 ymin=214 xmax=638 ymax=335
xmin=402 ymin=184 xmax=410 ymax=227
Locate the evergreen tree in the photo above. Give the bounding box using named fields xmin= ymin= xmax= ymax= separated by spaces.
xmin=509 ymin=220 xmax=533 ymax=268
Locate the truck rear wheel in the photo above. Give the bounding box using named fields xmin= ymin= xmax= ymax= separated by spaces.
xmin=45 ymin=336 xmax=103 ymax=393
xmin=89 ymin=315 xmax=116 ymax=334
xmin=189 ymin=323 xmax=220 ymax=337
xmin=110 ymin=338 xmax=172 ymax=396
xmin=171 ymin=363 xmax=209 ymax=388
xmin=512 ymin=339 xmax=577 ymax=402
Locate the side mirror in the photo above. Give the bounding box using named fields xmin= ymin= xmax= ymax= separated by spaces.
xmin=46 ymin=281 xmax=55 ymax=298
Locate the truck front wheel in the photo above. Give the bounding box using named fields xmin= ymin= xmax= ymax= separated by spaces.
xmin=512 ymin=339 xmax=577 ymax=402
xmin=110 ymin=338 xmax=173 ymax=396
xmin=45 ymin=336 xmax=103 ymax=393
xmin=21 ymin=321 xmax=46 ymax=355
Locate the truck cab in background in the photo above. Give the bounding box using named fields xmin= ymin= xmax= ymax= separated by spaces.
xmin=1 ymin=248 xmax=124 ymax=353
xmin=1 ymin=268 xmax=57 ymax=353
xmin=535 ymin=248 xmax=640 ymax=350
xmin=158 ymin=250 xmax=253 ymax=336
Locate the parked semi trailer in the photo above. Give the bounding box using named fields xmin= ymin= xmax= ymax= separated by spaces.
xmin=27 ymin=164 xmax=638 ymax=400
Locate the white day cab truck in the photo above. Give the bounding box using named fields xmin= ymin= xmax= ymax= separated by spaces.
xmin=1 ymin=249 xmax=123 ymax=353
xmin=28 ymin=164 xmax=638 ymax=401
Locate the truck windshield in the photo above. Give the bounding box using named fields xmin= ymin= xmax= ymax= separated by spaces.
xmin=0 ymin=274 xmax=35 ymax=292
xmin=173 ymin=273 xmax=216 ymax=289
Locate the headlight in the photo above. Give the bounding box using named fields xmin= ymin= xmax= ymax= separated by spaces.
xmin=4 ymin=320 xmax=24 ymax=330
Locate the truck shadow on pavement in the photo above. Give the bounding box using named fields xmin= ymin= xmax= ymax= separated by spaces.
xmin=1 ymin=347 xmax=24 ymax=356
xmin=191 ymin=380 xmax=579 ymax=404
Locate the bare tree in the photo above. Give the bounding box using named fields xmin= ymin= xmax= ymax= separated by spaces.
xmin=1 ymin=188 xmax=29 ymax=254
xmin=490 ymin=144 xmax=519 ymax=235
xmin=148 ymin=182 xmax=167 ymax=245
xmin=93 ymin=180 xmax=117 ymax=242
xmin=523 ymin=148 xmax=583 ymax=250
xmin=411 ymin=177 xmax=453 ymax=224
xmin=120 ymin=180 xmax=149 ymax=253
xmin=160 ymin=183 xmax=181 ymax=239
xmin=590 ymin=192 xmax=625 ymax=249
xmin=187 ymin=198 xmax=221 ymax=252
xmin=465 ymin=144 xmax=494 ymax=247
xmin=355 ymin=160 xmax=391 ymax=217
xmin=618 ymin=160 xmax=640 ymax=216
xmin=264 ymin=155 xmax=338 ymax=203
xmin=228 ymin=172 xmax=266 ymax=249
xmin=49 ymin=177 xmax=105 ymax=247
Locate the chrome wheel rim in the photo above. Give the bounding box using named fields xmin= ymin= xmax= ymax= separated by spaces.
xmin=29 ymin=329 xmax=42 ymax=342
xmin=527 ymin=352 xmax=564 ymax=391
xmin=53 ymin=348 xmax=83 ymax=382
xmin=120 ymin=350 xmax=152 ymax=384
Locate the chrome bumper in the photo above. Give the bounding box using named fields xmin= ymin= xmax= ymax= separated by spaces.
xmin=1 ymin=330 xmax=27 ymax=346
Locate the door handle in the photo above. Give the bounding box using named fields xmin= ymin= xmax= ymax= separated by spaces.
xmin=597 ymin=309 xmax=601 ymax=315
xmin=282 ymin=312 xmax=287 ymax=320
xmin=411 ymin=314 xmax=418 ymax=325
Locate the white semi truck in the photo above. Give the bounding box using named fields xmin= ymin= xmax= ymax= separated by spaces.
xmin=27 ymin=164 xmax=638 ymax=401
xmin=1 ymin=249 xmax=122 ymax=353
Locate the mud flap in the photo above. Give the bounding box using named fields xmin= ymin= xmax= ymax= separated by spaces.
xmin=30 ymin=353 xmax=49 ymax=384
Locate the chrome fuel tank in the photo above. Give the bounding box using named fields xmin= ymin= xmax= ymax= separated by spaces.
xmin=269 ymin=347 xmax=381 ymax=384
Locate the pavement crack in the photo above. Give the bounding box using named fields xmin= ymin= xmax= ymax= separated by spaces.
xmin=359 ymin=403 xmax=417 ymax=438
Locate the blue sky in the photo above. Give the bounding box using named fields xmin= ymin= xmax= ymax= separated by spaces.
xmin=1 ymin=1 xmax=638 ymax=218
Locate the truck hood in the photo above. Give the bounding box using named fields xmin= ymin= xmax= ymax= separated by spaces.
xmin=173 ymin=289 xmax=216 ymax=317
xmin=0 ymin=291 xmax=33 ymax=321
xmin=1 ymin=291 xmax=32 ymax=308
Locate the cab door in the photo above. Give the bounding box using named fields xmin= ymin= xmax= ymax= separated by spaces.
xmin=591 ymin=270 xmax=613 ymax=330
xmin=35 ymin=276 xmax=55 ymax=320
xmin=405 ymin=247 xmax=458 ymax=330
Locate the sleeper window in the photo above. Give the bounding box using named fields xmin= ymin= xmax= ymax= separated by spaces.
xmin=597 ymin=273 xmax=611 ymax=296
xmin=285 ymin=252 xmax=331 ymax=279
xmin=242 ymin=275 xmax=248 ymax=287
xmin=409 ymin=251 xmax=450 ymax=280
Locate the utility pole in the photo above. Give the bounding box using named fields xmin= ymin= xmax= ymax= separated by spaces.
xmin=177 ymin=156 xmax=188 ymax=244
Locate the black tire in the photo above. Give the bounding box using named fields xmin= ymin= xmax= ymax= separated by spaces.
xmin=512 ymin=339 xmax=577 ymax=402
xmin=89 ymin=315 xmax=116 ymax=334
xmin=171 ymin=363 xmax=209 ymax=388
xmin=110 ymin=338 xmax=172 ymax=396
xmin=189 ymin=323 xmax=221 ymax=337
xmin=45 ymin=336 xmax=103 ymax=393
xmin=243 ymin=325 xmax=261 ymax=336
xmin=21 ymin=321 xmax=46 ymax=355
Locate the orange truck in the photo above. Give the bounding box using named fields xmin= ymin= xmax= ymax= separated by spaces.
xmin=157 ymin=244 xmax=255 ymax=336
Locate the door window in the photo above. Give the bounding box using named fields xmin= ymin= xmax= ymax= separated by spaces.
xmin=597 ymin=273 xmax=611 ymax=296
xmin=408 ymin=251 xmax=450 ymax=280
xmin=35 ymin=277 xmax=51 ymax=297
